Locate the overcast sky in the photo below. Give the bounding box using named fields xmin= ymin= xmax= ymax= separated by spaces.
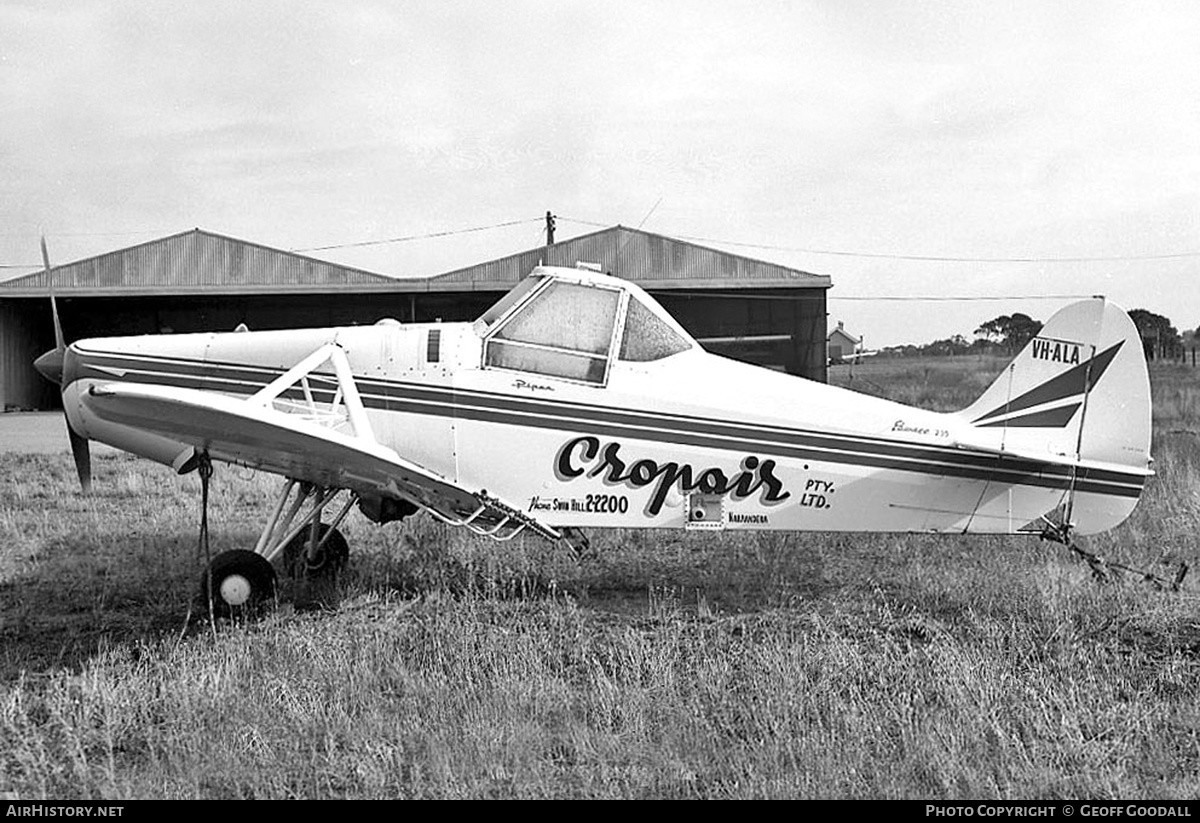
xmin=3 ymin=0 xmax=1198 ymax=347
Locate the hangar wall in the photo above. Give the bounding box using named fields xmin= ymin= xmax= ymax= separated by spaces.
xmin=656 ymin=288 xmax=826 ymax=378
xmin=0 ymin=301 xmax=56 ymax=410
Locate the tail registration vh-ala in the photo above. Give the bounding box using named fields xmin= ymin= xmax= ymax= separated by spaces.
xmin=34 ymin=257 xmax=1156 ymax=612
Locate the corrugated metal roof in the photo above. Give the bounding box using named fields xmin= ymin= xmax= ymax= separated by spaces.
xmin=426 ymin=225 xmax=831 ymax=291
xmin=0 ymin=229 xmax=405 ymax=296
xmin=0 ymin=225 xmax=831 ymax=297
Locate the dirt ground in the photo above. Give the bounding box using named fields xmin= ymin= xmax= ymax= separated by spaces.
xmin=0 ymin=412 xmax=118 ymax=454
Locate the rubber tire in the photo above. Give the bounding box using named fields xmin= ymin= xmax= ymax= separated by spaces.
xmin=283 ymin=524 xmax=349 ymax=580
xmin=199 ymin=549 xmax=277 ymax=616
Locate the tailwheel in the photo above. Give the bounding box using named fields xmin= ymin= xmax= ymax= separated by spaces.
xmin=200 ymin=549 xmax=278 ymax=616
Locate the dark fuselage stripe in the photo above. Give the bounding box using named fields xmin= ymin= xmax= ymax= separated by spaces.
xmin=68 ymin=351 xmax=1146 ymax=498
xmin=70 ymin=347 xmax=1132 ymax=473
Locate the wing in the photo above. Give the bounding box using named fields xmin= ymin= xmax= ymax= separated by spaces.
xmin=81 ymin=378 xmax=560 ymax=542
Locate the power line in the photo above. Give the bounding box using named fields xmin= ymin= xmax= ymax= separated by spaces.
xmin=830 ymin=293 xmax=1099 ymax=302
xmin=558 ymin=215 xmax=1200 ymax=263
xmin=0 ymin=230 xmax=175 ymax=238
xmin=662 ymin=290 xmax=1098 ymax=303
xmin=672 ymin=234 xmax=1200 ymax=263
xmin=0 ymin=218 xmax=546 ymax=267
xmin=530 ymin=222 xmax=548 ymax=247
xmin=617 ymin=198 xmax=664 ymax=257
xmin=635 ymin=198 xmax=663 ymax=231
xmin=558 ymin=216 xmax=610 ymax=229
xmin=7 ymin=213 xmax=1195 ymax=269
xmin=292 ymin=217 xmax=543 ymax=252
xmin=5 ymin=217 xmax=1197 ymax=263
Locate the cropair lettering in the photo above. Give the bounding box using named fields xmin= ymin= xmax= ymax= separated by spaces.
xmin=555 ymin=436 xmax=790 ymax=516
xmin=1031 ymin=338 xmax=1081 ymax=365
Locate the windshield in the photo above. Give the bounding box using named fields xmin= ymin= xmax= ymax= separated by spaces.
xmin=476 ymin=275 xmax=545 ymax=330
xmin=484 ymin=279 xmax=622 ymax=385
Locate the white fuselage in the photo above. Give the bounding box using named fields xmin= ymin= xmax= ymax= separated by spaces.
xmin=62 ymin=316 xmax=1143 ymax=536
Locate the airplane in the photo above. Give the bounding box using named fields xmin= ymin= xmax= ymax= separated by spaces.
xmin=32 ymin=253 xmax=1156 ymax=613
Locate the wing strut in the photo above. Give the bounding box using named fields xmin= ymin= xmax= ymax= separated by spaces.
xmin=238 ymin=343 xmax=562 ymax=543
xmin=251 ymin=343 xmax=375 ymax=440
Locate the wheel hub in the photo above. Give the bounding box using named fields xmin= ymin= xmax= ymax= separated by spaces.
xmin=219 ymin=573 xmax=252 ymax=606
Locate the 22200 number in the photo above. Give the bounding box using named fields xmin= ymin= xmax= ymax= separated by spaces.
xmin=585 ymin=494 xmax=629 ymax=514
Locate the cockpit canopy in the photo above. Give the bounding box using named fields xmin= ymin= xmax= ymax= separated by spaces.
xmin=477 ymin=267 xmax=694 ymax=386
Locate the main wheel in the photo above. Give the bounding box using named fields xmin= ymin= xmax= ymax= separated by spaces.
xmin=199 ymin=550 xmax=277 ymax=615
xmin=282 ymin=524 xmax=349 ymax=612
xmin=283 ymin=523 xmax=349 ymax=579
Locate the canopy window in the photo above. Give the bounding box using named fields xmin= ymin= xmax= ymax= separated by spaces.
xmin=618 ymin=296 xmax=692 ymax=362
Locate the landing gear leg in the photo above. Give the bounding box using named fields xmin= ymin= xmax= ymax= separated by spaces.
xmin=283 ymin=522 xmax=350 ymax=578
xmin=253 ymin=479 xmax=357 ymax=611
xmin=194 ymin=453 xmax=279 ymax=617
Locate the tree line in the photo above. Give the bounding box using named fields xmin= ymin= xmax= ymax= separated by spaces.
xmin=873 ymin=308 xmax=1185 ymax=360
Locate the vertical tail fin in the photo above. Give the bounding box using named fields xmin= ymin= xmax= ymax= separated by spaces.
xmin=956 ymin=298 xmax=1151 ymax=533
xmin=960 ymin=298 xmax=1151 ymax=468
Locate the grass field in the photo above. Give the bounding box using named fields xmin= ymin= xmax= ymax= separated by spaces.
xmin=2 ymin=357 xmax=1199 ymax=799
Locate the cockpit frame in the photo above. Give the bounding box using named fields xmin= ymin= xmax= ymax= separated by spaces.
xmin=478 ymin=267 xmax=694 ymax=388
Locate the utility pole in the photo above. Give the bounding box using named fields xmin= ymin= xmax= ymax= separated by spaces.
xmin=545 ymin=210 xmax=556 ymax=264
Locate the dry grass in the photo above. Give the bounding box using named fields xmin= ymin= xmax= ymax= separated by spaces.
xmin=2 ymin=360 xmax=1199 ymax=799
xmin=828 ymin=354 xmax=1009 ymax=410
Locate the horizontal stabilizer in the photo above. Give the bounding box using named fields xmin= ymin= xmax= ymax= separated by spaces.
xmin=951 ymin=429 xmax=1153 ymax=478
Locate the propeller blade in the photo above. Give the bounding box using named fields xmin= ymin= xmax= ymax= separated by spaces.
xmin=39 ymin=236 xmax=91 ymax=493
xmin=67 ymin=419 xmax=92 ymax=493
xmin=41 ymin=235 xmax=65 ymax=351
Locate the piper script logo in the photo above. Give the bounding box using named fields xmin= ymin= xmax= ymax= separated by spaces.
xmin=1030 ymin=338 xmax=1081 ymax=365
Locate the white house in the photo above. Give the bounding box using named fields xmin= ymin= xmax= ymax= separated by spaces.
xmin=827 ymin=321 xmax=861 ymax=362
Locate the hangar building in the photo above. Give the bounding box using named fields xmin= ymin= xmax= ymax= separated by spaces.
xmin=0 ymin=226 xmax=830 ymax=410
